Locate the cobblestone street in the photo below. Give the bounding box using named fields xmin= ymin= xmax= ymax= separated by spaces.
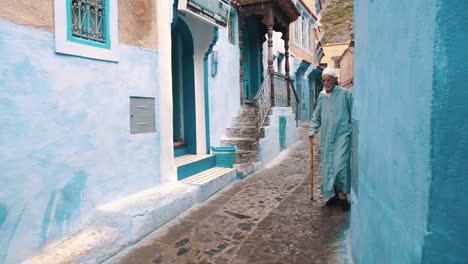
xmin=109 ymin=128 xmax=351 ymax=264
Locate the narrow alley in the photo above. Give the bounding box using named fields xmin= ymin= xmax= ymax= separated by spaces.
xmin=109 ymin=127 xmax=351 ymax=264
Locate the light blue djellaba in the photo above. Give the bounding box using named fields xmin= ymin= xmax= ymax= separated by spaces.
xmin=309 ymin=86 xmax=353 ymax=197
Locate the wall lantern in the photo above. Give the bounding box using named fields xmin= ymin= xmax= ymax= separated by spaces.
xmin=211 ymin=51 xmax=218 ymax=77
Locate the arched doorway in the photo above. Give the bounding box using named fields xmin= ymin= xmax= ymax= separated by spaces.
xmin=241 ymin=16 xmax=263 ymax=103
xmin=172 ymin=17 xmax=196 ymax=157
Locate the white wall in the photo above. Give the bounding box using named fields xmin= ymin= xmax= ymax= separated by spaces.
xmin=258 ymin=107 xmax=299 ymax=165
xmin=208 ymin=22 xmax=242 ymax=147
xmin=157 ymin=0 xmax=177 ymax=183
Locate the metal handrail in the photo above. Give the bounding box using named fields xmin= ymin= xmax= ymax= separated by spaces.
xmin=254 ymin=74 xmax=271 ymax=134
xmin=289 ymin=80 xmax=300 ymax=125
xmin=253 ymin=72 xmax=302 ymax=137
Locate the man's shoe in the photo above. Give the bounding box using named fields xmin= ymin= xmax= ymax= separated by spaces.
xmin=340 ymin=199 xmax=351 ymax=211
xmin=326 ymin=194 xmax=340 ymax=207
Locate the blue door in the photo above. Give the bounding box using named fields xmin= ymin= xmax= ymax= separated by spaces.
xmin=172 ymin=17 xmax=197 ymax=157
xmin=242 ymin=16 xmax=262 ymax=103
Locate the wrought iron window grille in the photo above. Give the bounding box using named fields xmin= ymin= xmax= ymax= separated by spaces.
xmin=70 ymin=0 xmax=107 ymax=44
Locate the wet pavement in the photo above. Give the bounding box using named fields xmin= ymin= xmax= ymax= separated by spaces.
xmin=109 ymin=128 xmax=351 ymax=264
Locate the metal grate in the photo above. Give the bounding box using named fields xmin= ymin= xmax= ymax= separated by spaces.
xmin=70 ymin=0 xmax=106 ymax=43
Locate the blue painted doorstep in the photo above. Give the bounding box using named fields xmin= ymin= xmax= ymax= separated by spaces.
xmin=177 ymin=156 xmax=216 ymax=181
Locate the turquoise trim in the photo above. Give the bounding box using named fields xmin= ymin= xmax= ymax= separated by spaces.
xmin=172 ymin=18 xmax=197 ymax=155
xmin=66 ymin=0 xmax=110 ymax=49
xmin=279 ymin=116 xmax=286 ymax=151
xmin=174 ymin=146 xmax=189 ymax=157
xmin=242 ymin=16 xmax=262 ymax=102
xmin=229 ymin=8 xmax=238 ymax=45
xmin=171 ymin=0 xmax=179 ymax=30
xmin=204 ymin=28 xmax=219 ymax=153
xmin=177 ymin=156 xmax=216 ymax=180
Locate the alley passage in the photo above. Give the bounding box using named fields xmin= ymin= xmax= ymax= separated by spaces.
xmin=110 ymin=128 xmax=350 ymax=264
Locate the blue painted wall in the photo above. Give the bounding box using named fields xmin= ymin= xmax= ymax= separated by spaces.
xmin=0 ymin=21 xmax=161 ymax=263
xmin=422 ymin=1 xmax=468 ymax=262
xmin=351 ymin=0 xmax=436 ymax=262
xmin=352 ymin=0 xmax=468 ymax=263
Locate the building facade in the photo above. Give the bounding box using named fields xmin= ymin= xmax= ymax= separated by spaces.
xmin=262 ymin=0 xmax=324 ymax=124
xmin=338 ymin=38 xmax=354 ymax=88
xmin=321 ymin=42 xmax=349 ymax=81
xmin=0 ymin=0 xmax=306 ymax=262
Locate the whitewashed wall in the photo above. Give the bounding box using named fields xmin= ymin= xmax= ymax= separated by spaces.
xmin=0 ymin=20 xmax=163 ymax=263
xmin=258 ymin=107 xmax=299 ymax=165
xmin=208 ymin=21 xmax=241 ymax=148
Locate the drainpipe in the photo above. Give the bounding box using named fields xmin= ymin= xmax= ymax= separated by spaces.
xmin=204 ymin=27 xmax=219 ymax=154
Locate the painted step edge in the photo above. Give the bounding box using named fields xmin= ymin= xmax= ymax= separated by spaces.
xmin=177 ymin=155 xmax=216 ymax=181
xmin=181 ymin=167 xmax=237 ymax=202
xmin=174 ymin=154 xmax=213 ymax=167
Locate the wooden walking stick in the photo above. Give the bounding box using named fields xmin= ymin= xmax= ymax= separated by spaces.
xmin=309 ymin=136 xmax=314 ymax=200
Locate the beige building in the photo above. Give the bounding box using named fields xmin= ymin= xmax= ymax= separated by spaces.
xmin=290 ymin=0 xmax=323 ymax=65
xmin=339 ymin=40 xmax=355 ymax=88
xmin=321 ymin=42 xmax=349 ymax=81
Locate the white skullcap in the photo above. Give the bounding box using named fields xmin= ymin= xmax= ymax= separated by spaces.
xmin=322 ymin=67 xmax=337 ymax=78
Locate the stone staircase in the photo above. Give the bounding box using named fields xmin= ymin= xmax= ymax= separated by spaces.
xmin=221 ymin=104 xmax=267 ymax=177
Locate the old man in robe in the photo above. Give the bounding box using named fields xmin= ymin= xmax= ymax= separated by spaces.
xmin=309 ymin=67 xmax=353 ymax=211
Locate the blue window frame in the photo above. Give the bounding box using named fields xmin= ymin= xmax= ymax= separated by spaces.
xmin=228 ymin=10 xmax=238 ymax=45
xmin=315 ymin=0 xmax=321 ymax=15
xmin=67 ymin=0 xmax=110 ymax=49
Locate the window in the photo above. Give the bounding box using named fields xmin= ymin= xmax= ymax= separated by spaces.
xmin=332 ymin=57 xmax=341 ymax=69
xmin=294 ymin=16 xmax=302 ymax=45
xmin=302 ymin=16 xmax=308 ymax=49
xmin=70 ymin=0 xmax=108 ymax=46
xmin=54 ymin=0 xmax=119 ymax=61
xmin=228 ymin=11 xmax=237 ymax=45
xmin=309 ymin=23 xmax=314 ymax=52
xmin=315 ymin=0 xmax=321 ymax=15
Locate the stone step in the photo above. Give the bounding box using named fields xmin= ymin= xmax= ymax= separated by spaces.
xmin=234 ymin=162 xmax=261 ymax=179
xmin=221 ymin=138 xmax=257 ymax=151
xmin=235 ymin=150 xmax=257 ymax=164
xmin=180 ymin=167 xmax=237 ymax=202
xmin=226 ymin=126 xmax=257 ymax=138
xmin=234 ymin=115 xmax=256 ymax=124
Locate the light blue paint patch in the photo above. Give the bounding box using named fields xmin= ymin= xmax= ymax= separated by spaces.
xmin=0 ymin=204 xmax=8 ymax=228
xmin=39 ymin=192 xmax=57 ymax=247
xmin=279 ymin=116 xmax=286 ymax=151
xmin=54 ymin=171 xmax=88 ymax=225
